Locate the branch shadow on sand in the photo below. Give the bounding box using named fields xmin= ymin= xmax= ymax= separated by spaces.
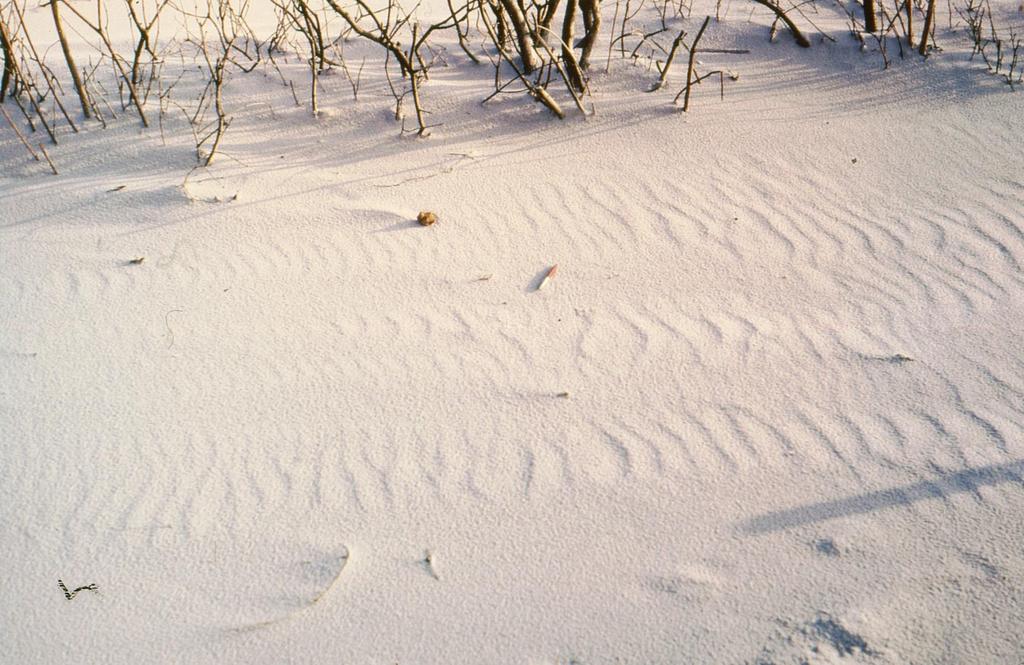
xmin=738 ymin=459 xmax=1024 ymax=535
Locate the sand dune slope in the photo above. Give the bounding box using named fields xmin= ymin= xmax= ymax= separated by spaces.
xmin=2 ymin=23 xmax=1024 ymax=664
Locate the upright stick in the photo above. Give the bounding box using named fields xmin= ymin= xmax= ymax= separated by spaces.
xmin=683 ymin=16 xmax=711 ymax=111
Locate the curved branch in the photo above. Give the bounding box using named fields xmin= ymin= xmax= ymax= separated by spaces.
xmin=750 ymin=0 xmax=811 ymax=47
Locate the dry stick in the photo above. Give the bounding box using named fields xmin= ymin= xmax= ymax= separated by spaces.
xmin=889 ymin=0 xmax=910 ymax=45
xmin=58 ymin=0 xmax=149 ymax=126
xmin=412 ymin=37 xmax=435 ymax=82
xmin=651 ymin=26 xmax=686 ymax=90
xmin=615 ymin=0 xmax=639 ymax=59
xmin=156 ymin=67 xmax=168 ymax=143
xmin=343 ymin=56 xmax=365 ymax=101
xmin=918 ymin=0 xmax=936 ymax=54
xmin=787 ymin=0 xmax=837 ymax=43
xmin=492 ymin=0 xmax=508 ymax=49
xmin=905 ymin=0 xmax=914 ymax=46
xmin=749 ymin=0 xmax=810 ymax=47
xmin=9 ymin=0 xmax=77 ymax=133
xmin=127 ymin=2 xmax=149 ymax=85
xmin=204 ymin=53 xmax=229 ymax=165
xmin=604 ymin=0 xmax=621 ymax=71
xmin=125 ymin=0 xmax=169 ymax=104
xmin=294 ymin=0 xmax=327 ymax=69
xmin=0 ymin=14 xmax=13 ymax=102
xmin=293 ymin=3 xmax=320 ymax=118
xmin=49 ymin=0 xmax=90 ymax=119
xmin=540 ymin=0 xmax=563 ymax=33
xmin=407 ymin=24 xmax=428 ymax=135
xmin=382 ymin=52 xmax=405 ymax=122
xmin=11 ymin=86 xmax=36 ymax=130
xmin=498 ymin=0 xmax=538 ymax=71
xmin=1 ymin=104 xmax=40 ymax=160
xmin=561 ymin=0 xmax=585 ymax=90
xmin=879 ymin=2 xmax=904 ymax=62
xmin=864 ymin=0 xmax=878 ymax=31
xmin=681 ymin=15 xmax=709 ymax=111
xmin=628 ymin=25 xmax=669 ymax=60
xmin=38 ymin=143 xmax=58 ymax=174
xmin=478 ymin=0 xmax=564 ymax=117
xmin=193 ymin=2 xmax=242 ymax=166
xmin=310 ymin=55 xmax=318 ymax=116
xmin=322 ymin=0 xmax=431 ymax=134
xmin=578 ymin=0 xmax=601 ymax=68
xmin=1008 ymin=33 xmax=1022 ymax=88
xmin=535 ymin=23 xmax=589 ymax=113
xmin=447 ymin=0 xmax=481 ymax=63
xmin=11 ymin=70 xmax=58 ymax=143
xmin=286 ymin=0 xmax=323 ymax=114
xmin=58 ymin=580 xmax=98 ymax=600
xmin=125 ymin=0 xmax=150 ymax=83
xmin=677 ymin=66 xmax=727 ymax=100
xmin=90 ymin=79 xmax=117 ymax=123
xmin=480 ymin=74 xmax=528 ymax=101
xmin=1 ymin=15 xmax=56 ymax=141
xmin=985 ymin=2 xmax=1001 ymax=72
